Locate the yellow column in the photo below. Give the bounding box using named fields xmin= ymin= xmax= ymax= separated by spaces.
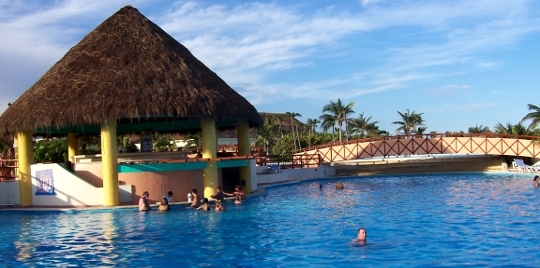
xmin=67 ymin=133 xmax=79 ymax=162
xmin=201 ymin=118 xmax=218 ymax=198
xmin=237 ymin=121 xmax=253 ymax=193
xmin=17 ymin=130 xmax=33 ymax=206
xmin=101 ymin=119 xmax=119 ymax=206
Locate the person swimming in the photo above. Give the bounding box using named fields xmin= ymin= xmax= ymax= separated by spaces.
xmin=534 ymin=175 xmax=539 ymax=187
xmin=350 ymin=227 xmax=367 ymax=246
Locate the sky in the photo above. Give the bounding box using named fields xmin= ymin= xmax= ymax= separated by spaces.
xmin=1 ymin=0 xmax=540 ymax=134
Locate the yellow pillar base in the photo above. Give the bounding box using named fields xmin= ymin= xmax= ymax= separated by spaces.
xmin=101 ymin=120 xmax=119 ymax=206
xmin=17 ymin=130 xmax=33 ymax=206
xmin=203 ymin=160 xmax=218 ymax=198
xmin=237 ymin=121 xmax=253 ymax=192
xmin=201 ymin=119 xmax=218 ymax=197
xmin=67 ymin=133 xmax=80 ymax=162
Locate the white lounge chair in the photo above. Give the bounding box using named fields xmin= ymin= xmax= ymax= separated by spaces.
xmin=513 ymin=158 xmax=540 ymax=173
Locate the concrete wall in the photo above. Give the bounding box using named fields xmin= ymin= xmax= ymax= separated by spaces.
xmin=119 ymin=169 xmax=210 ymax=204
xmin=333 ymin=156 xmax=504 ymax=177
xmin=29 ymin=163 xmax=132 ymax=207
xmin=256 ymin=165 xmax=335 ymax=185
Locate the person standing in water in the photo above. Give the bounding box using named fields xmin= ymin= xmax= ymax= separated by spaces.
xmin=534 ymin=175 xmax=539 ymax=187
xmin=139 ymin=191 xmax=152 ymax=211
xmin=225 ymin=185 xmax=245 ymax=204
xmin=191 ymin=189 xmax=199 ymax=208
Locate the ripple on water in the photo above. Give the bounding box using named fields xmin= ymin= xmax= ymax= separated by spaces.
xmin=1 ymin=173 xmax=540 ymax=266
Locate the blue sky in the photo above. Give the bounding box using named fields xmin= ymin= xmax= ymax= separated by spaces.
xmin=1 ymin=0 xmax=540 ymax=133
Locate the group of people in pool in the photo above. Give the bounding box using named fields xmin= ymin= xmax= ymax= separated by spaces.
xmin=139 ymin=181 xmax=366 ymax=246
xmin=138 ymin=185 xmax=245 ymax=212
xmin=195 ymin=185 xmax=245 ymax=211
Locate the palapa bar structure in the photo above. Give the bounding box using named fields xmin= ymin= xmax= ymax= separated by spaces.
xmin=0 ymin=5 xmax=262 ymax=206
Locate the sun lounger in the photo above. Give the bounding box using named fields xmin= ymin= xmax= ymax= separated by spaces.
xmin=513 ymin=158 xmax=540 ymax=173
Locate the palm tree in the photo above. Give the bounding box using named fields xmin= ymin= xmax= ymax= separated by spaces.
xmin=468 ymin=125 xmax=488 ymax=133
xmin=320 ymin=117 xmax=336 ymax=142
xmin=305 ymin=118 xmax=321 ymax=148
xmin=286 ymin=112 xmax=302 ymax=151
xmin=392 ymin=109 xmax=424 ymax=136
xmin=319 ymin=98 xmax=355 ymax=143
xmin=494 ymin=122 xmax=528 ymax=135
xmin=416 ymin=127 xmax=428 ymax=135
xmin=253 ymin=117 xmax=278 ymax=153
xmin=522 ymin=104 xmax=540 ymax=130
xmin=349 ymin=113 xmax=379 ymax=138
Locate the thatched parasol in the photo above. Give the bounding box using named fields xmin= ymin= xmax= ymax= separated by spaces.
xmin=0 ymin=5 xmax=262 ymax=136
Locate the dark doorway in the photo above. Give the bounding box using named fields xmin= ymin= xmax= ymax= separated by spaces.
xmin=222 ymin=167 xmax=240 ymax=193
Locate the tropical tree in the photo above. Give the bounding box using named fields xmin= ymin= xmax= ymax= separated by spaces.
xmin=153 ymin=134 xmax=177 ymax=152
xmin=468 ymin=125 xmax=489 ymax=133
xmin=286 ymin=112 xmax=302 ymax=151
xmin=305 ymin=118 xmax=321 ymax=147
xmin=494 ymin=122 xmax=528 ymax=135
xmin=34 ymin=138 xmax=67 ymax=163
xmin=118 ymin=136 xmax=138 ymax=153
xmin=416 ymin=127 xmax=428 ymax=135
xmin=184 ymin=132 xmax=202 ymax=148
xmin=253 ymin=117 xmax=278 ymax=152
xmin=349 ymin=113 xmax=379 ymax=139
xmin=522 ymin=104 xmax=540 ymax=130
xmin=392 ymin=109 xmax=424 ymax=136
xmin=319 ymin=98 xmax=355 ymax=143
xmin=320 ymin=115 xmax=336 ymax=142
xmin=0 ymin=137 xmax=12 ymax=155
xmin=272 ymin=133 xmax=296 ymax=155
xmin=79 ymin=135 xmax=101 ymax=155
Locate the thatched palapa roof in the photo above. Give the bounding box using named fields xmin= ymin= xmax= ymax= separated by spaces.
xmin=0 ymin=5 xmax=262 ymax=136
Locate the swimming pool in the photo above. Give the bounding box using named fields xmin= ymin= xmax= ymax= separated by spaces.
xmin=1 ymin=173 xmax=539 ymax=267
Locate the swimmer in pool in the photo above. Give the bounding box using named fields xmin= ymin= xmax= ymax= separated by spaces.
xmin=215 ymin=200 xmax=226 ymax=211
xmin=350 ymin=227 xmax=367 ymax=246
xmin=225 ymin=185 xmax=245 ymax=204
xmin=534 ymin=175 xmax=539 ymax=187
xmin=197 ymin=198 xmax=212 ymax=211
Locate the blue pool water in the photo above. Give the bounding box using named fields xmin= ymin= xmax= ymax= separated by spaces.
xmin=1 ymin=173 xmax=540 ymax=267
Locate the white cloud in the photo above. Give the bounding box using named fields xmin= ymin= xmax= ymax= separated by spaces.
xmin=360 ymin=0 xmax=382 ymax=7
xmin=0 ymin=0 xmax=539 ymax=122
xmin=424 ymin=85 xmax=472 ymax=95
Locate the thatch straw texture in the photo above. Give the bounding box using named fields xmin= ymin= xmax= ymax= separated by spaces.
xmin=0 ymin=5 xmax=261 ymax=135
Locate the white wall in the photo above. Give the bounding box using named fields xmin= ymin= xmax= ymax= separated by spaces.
xmin=255 ymin=165 xmax=335 ymax=185
xmin=0 ymin=181 xmax=20 ymax=205
xmin=31 ymin=163 xmax=132 ymax=206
